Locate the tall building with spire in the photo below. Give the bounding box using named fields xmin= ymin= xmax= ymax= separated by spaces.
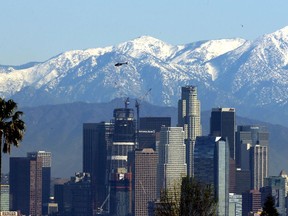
xmin=178 ymin=86 xmax=202 ymax=176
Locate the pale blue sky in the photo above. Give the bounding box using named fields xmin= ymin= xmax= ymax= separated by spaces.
xmin=1 ymin=0 xmax=288 ymax=65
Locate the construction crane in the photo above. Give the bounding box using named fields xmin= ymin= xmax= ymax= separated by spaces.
xmin=96 ymin=193 xmax=110 ymax=215
xmin=135 ymin=88 xmax=152 ymax=147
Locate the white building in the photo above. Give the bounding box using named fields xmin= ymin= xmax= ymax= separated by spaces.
xmin=229 ymin=193 xmax=242 ymax=216
xmin=157 ymin=127 xmax=187 ymax=196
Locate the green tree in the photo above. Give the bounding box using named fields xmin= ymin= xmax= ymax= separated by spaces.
xmin=155 ymin=177 xmax=217 ymax=216
xmin=0 ymin=98 xmax=25 ymax=210
xmin=154 ymin=179 xmax=182 ymax=216
xmin=261 ymin=194 xmax=279 ymax=216
xmin=180 ymin=177 xmax=217 ymax=216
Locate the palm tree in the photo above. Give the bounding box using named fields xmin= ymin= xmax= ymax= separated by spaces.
xmin=0 ymin=98 xmax=25 ymax=210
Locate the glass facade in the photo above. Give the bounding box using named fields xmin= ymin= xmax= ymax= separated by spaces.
xmin=210 ymin=108 xmax=235 ymax=159
xmin=194 ymin=136 xmax=216 ymax=184
xmin=194 ymin=136 xmax=229 ymax=215
xmin=10 ymin=157 xmax=42 ymax=216
xmin=83 ymin=122 xmax=113 ymax=210
xmin=215 ymin=139 xmax=229 ymax=216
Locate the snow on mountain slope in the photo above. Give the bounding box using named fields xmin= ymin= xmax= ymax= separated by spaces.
xmin=204 ymin=26 xmax=288 ymax=107
xmin=169 ymin=38 xmax=246 ymax=81
xmin=0 ymin=47 xmax=112 ymax=95
xmin=116 ymin=36 xmax=178 ymax=60
xmin=1 ymin=26 xmax=288 ymax=117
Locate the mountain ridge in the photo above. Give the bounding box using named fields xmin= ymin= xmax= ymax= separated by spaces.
xmin=1 ymin=26 xmax=288 ymax=126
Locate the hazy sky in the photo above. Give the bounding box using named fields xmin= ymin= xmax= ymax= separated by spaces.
xmin=1 ymin=0 xmax=288 ymax=65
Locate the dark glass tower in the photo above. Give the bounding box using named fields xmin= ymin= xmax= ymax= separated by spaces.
xmin=10 ymin=156 xmax=42 ymax=216
xmin=210 ymin=108 xmax=236 ymax=159
xmin=61 ymin=173 xmax=93 ymax=216
xmin=83 ymin=122 xmax=113 ymax=211
xmin=194 ymin=136 xmax=229 ymax=216
xmin=140 ymin=117 xmax=171 ymax=132
xmin=139 ymin=117 xmax=171 ymax=150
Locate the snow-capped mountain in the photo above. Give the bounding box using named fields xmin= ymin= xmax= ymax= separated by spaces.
xmin=1 ymin=26 xmax=288 ymax=125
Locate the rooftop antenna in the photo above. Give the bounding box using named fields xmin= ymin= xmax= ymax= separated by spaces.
xmin=125 ymin=97 xmax=130 ymax=109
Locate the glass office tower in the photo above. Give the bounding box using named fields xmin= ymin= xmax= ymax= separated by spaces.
xmin=194 ymin=136 xmax=229 ymax=215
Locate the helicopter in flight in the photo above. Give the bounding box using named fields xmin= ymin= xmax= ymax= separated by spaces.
xmin=114 ymin=62 xmax=128 ymax=67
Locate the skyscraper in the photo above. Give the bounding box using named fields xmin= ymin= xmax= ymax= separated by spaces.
xmin=140 ymin=117 xmax=171 ymax=132
xmin=109 ymin=168 xmax=132 ymax=216
xmin=27 ymin=151 xmax=51 ymax=215
xmin=10 ymin=156 xmax=42 ymax=216
xmin=215 ymin=137 xmax=230 ymax=216
xmin=250 ymin=145 xmax=268 ymax=190
xmin=279 ymin=170 xmax=288 ymax=196
xmin=194 ymin=136 xmax=229 ymax=215
xmin=109 ymin=108 xmax=136 ymax=171
xmin=129 ymin=148 xmax=158 ymax=216
xmin=0 ymin=184 xmax=9 ymax=211
xmin=61 ymin=172 xmax=93 ymax=216
xmin=242 ymin=190 xmax=262 ymax=216
xmin=178 ymin=85 xmax=202 ymax=176
xmin=83 ymin=122 xmax=113 ymax=211
xmin=210 ymin=107 xmax=235 ymax=159
xmin=235 ymin=125 xmax=269 ymax=168
xmin=235 ymin=168 xmax=251 ymax=194
xmin=229 ymin=193 xmax=242 ymax=216
xmin=157 ymin=127 xmax=187 ymax=196
xmin=139 ymin=117 xmax=171 ymax=150
xmin=108 ymin=107 xmax=136 ymax=215
xmin=261 ymin=176 xmax=286 ymax=216
xmin=138 ymin=130 xmax=157 ymax=150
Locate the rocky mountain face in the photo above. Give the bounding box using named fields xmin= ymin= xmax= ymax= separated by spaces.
xmin=1 ymin=26 xmax=288 ymax=125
